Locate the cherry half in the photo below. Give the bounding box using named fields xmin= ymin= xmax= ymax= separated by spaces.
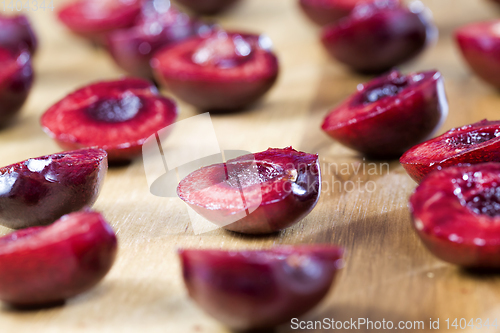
xmin=0 ymin=49 xmax=33 ymax=128
xmin=177 ymin=147 xmax=320 ymax=234
xmin=179 ymin=245 xmax=344 ymax=330
xmin=321 ymin=1 xmax=434 ymax=73
xmin=57 ymin=0 xmax=143 ymax=43
xmin=152 ymin=30 xmax=279 ymax=111
xmin=400 ymin=120 xmax=500 ymax=183
xmin=0 ymin=14 xmax=37 ymax=54
xmin=174 ymin=0 xmax=241 ymax=15
xmin=322 ymin=70 xmax=448 ymax=159
xmin=0 ymin=210 xmax=117 ymax=307
xmin=409 ymin=163 xmax=500 ymax=268
xmin=0 ymin=148 xmax=108 ymax=229
xmin=106 ymin=2 xmax=213 ymax=78
xmin=455 ymin=20 xmax=500 ymax=90
xmin=40 ymin=77 xmax=178 ymax=162
xmin=299 ymin=0 xmax=400 ymax=26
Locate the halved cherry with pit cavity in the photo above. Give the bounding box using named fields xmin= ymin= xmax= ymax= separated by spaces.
xmin=409 ymin=163 xmax=500 ymax=268
xmin=322 ymin=70 xmax=448 ymax=159
xmin=177 ymin=147 xmax=320 ymax=234
xmin=456 ymin=20 xmax=500 ymax=90
xmin=106 ymin=2 xmax=213 ymax=78
xmin=321 ymin=1 xmax=435 ymax=73
xmin=0 ymin=48 xmax=33 ymax=128
xmin=179 ymin=245 xmax=344 ymax=330
xmin=57 ymin=0 xmax=143 ymax=43
xmin=298 ymin=0 xmax=400 ymax=26
xmin=400 ymin=120 xmax=500 ymax=183
xmin=0 ymin=210 xmax=117 ymax=307
xmin=152 ymin=30 xmax=279 ymax=111
xmin=0 ymin=149 xmax=107 ymax=229
xmin=41 ymin=77 xmax=177 ymax=162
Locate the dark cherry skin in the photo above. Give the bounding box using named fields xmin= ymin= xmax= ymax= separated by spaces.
xmin=0 ymin=48 xmax=33 ymax=128
xmin=455 ymin=21 xmax=500 ymax=90
xmin=152 ymin=30 xmax=279 ymax=111
xmin=0 ymin=149 xmax=108 ymax=229
xmin=106 ymin=3 xmax=213 ymax=78
xmin=299 ymin=0 xmax=400 ymax=26
xmin=0 ymin=14 xmax=37 ymax=54
xmin=57 ymin=0 xmax=143 ymax=43
xmin=0 ymin=210 xmax=117 ymax=307
xmin=321 ymin=1 xmax=434 ymax=73
xmin=40 ymin=78 xmax=178 ymax=162
xmin=175 ymin=0 xmax=240 ymax=15
xmin=409 ymin=163 xmax=500 ymax=268
xmin=179 ymin=245 xmax=344 ymax=330
xmin=322 ymin=70 xmax=448 ymax=159
xmin=177 ymin=147 xmax=320 ymax=234
xmin=400 ymin=120 xmax=500 ymax=183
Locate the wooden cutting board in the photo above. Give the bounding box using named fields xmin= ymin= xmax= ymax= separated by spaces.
xmin=1 ymin=0 xmax=500 ymax=332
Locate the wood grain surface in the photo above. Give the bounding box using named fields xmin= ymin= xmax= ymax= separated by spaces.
xmin=1 ymin=0 xmax=500 ymax=332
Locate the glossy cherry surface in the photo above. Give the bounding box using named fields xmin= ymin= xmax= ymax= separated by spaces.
xmin=299 ymin=0 xmax=400 ymax=26
xmin=0 ymin=210 xmax=117 ymax=307
xmin=0 ymin=49 xmax=33 ymax=127
xmin=456 ymin=21 xmax=500 ymax=90
xmin=0 ymin=149 xmax=108 ymax=229
xmin=57 ymin=0 xmax=143 ymax=42
xmin=321 ymin=1 xmax=434 ymax=73
xmin=152 ymin=30 xmax=279 ymax=111
xmin=410 ymin=163 xmax=500 ymax=268
xmin=400 ymin=120 xmax=500 ymax=183
xmin=322 ymin=70 xmax=448 ymax=159
xmin=180 ymin=245 xmax=344 ymax=330
xmin=0 ymin=14 xmax=37 ymax=54
xmin=106 ymin=2 xmax=213 ymax=77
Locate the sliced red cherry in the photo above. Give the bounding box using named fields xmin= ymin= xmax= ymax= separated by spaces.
xmin=0 ymin=14 xmax=37 ymax=54
xmin=299 ymin=0 xmax=400 ymax=26
xmin=322 ymin=70 xmax=448 ymax=159
xmin=152 ymin=30 xmax=279 ymax=111
xmin=179 ymin=245 xmax=344 ymax=330
xmin=174 ymin=0 xmax=241 ymax=15
xmin=40 ymin=77 xmax=177 ymax=162
xmin=321 ymin=1 xmax=434 ymax=73
xmin=409 ymin=163 xmax=500 ymax=268
xmin=106 ymin=3 xmax=213 ymax=77
xmin=177 ymin=147 xmax=320 ymax=234
xmin=0 ymin=148 xmax=107 ymax=229
xmin=57 ymin=0 xmax=143 ymax=42
xmin=400 ymin=120 xmax=500 ymax=183
xmin=455 ymin=21 xmax=500 ymax=90
xmin=0 ymin=48 xmax=33 ymax=128
xmin=0 ymin=210 xmax=117 ymax=307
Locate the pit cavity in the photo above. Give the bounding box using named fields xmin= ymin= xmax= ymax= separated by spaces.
xmin=224 ymin=161 xmax=285 ymax=188
xmin=192 ymin=31 xmax=253 ymax=69
xmin=456 ymin=171 xmax=500 ymax=217
xmin=355 ymin=75 xmax=409 ymax=105
xmin=446 ymin=129 xmax=500 ymax=148
xmin=86 ymin=92 xmax=142 ymax=123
